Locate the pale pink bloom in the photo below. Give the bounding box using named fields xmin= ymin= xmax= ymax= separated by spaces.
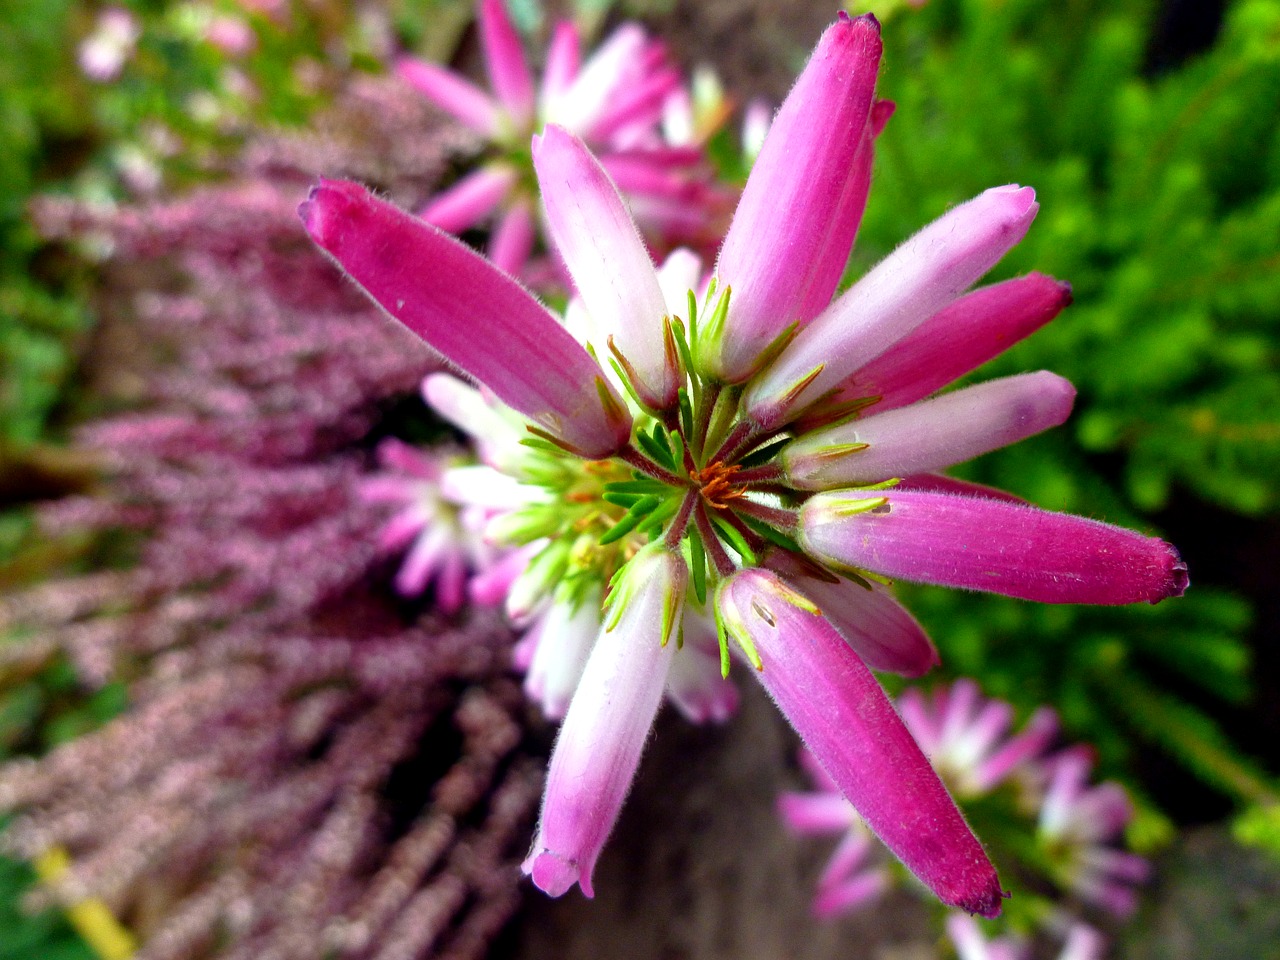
xmin=79 ymin=7 xmax=140 ymax=82
xmin=205 ymin=16 xmax=256 ymax=56
xmin=304 ymin=12 xmax=1184 ymax=913
xmin=358 ymin=439 xmax=501 ymax=612
xmin=897 ymin=679 xmax=1059 ymax=795
xmin=400 ymin=0 xmax=727 ymax=274
xmin=1036 ymin=747 xmax=1150 ymax=917
xmin=946 ymin=915 xmax=1106 ymax=960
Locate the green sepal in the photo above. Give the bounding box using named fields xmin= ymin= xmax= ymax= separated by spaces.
xmin=599 ymin=494 xmax=661 ymax=545
xmin=710 ymin=513 xmax=757 ymax=565
xmin=739 ymin=514 xmax=803 ymax=553
xmin=738 ymin=435 xmax=792 ymax=468
xmin=688 ymin=525 xmax=708 ymax=605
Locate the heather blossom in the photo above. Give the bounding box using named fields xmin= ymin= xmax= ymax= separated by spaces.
xmin=304 ymin=11 xmax=1186 ymax=915
xmin=399 ymin=0 xmax=729 ymax=274
xmin=359 ymin=437 xmax=503 ymax=609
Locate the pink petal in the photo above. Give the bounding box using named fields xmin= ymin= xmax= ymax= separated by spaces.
xmin=766 ymin=550 xmax=938 ymax=677
xmin=718 ymin=569 xmax=1005 ymax=917
xmin=777 ymin=792 xmax=858 ymax=835
xmin=540 ymin=20 xmax=580 ymax=109
xmin=301 ymin=179 xmax=631 ymax=459
xmin=971 ymin=707 xmax=1057 ymax=790
xmin=812 ymin=870 xmax=889 ymax=920
xmin=895 ymin=473 xmax=1029 ymax=505
xmin=479 ymin=0 xmax=534 ymax=125
xmin=524 ymin=591 xmax=602 ymax=719
xmin=550 ymin=24 xmax=647 ymax=136
xmin=746 ymin=185 xmax=1040 ymax=430
xmin=587 ymin=65 xmax=681 ymax=143
xmin=785 ymin=371 xmax=1075 ymax=489
xmin=421 ymin=165 xmax=516 ymax=233
xmin=706 ymin=13 xmax=883 ymax=382
xmin=523 ymin=548 xmax=684 ymax=897
xmin=805 ymin=273 xmax=1073 ymax=421
xmin=533 ymin=125 xmax=676 ymax=411
xmin=665 ymin=642 xmax=739 ymax=723
xmin=800 ymin=490 xmax=1189 ymax=605
xmin=396 ymin=55 xmax=501 ymax=137
xmin=487 ymin=196 xmax=536 ymax=277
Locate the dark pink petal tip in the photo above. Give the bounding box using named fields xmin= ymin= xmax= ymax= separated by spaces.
xmin=1162 ymin=550 xmax=1190 ymax=602
xmin=838 ymin=10 xmax=880 ymax=31
xmin=960 ymin=882 xmax=1008 ymax=919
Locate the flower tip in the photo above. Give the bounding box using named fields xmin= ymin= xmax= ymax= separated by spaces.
xmin=1156 ymin=548 xmax=1190 ymax=602
xmin=962 ymin=883 xmax=1008 ymax=919
xmin=1057 ymin=278 xmax=1075 ymax=307
xmin=297 ymin=178 xmax=360 ymax=246
xmin=525 ymin=850 xmax=592 ymax=898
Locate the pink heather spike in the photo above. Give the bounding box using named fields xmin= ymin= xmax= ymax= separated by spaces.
xmin=301 ymin=179 xmax=631 ymax=459
xmin=793 ymin=98 xmax=894 ymax=328
xmin=420 ymin=165 xmax=517 ymax=233
xmin=718 ymin=569 xmax=1005 ymax=917
xmin=800 ymin=490 xmax=1189 ymax=605
xmin=524 ymin=549 xmax=684 ymax=897
xmin=810 ymin=273 xmax=1073 ymax=419
xmin=784 ymin=371 xmax=1076 ymax=489
xmin=487 ymin=197 xmax=536 ymax=276
xmin=706 ymin=14 xmax=882 ymax=383
xmin=766 ymin=550 xmax=938 ymax=677
xmin=396 ymin=55 xmax=502 ymax=137
xmin=533 ymin=125 xmax=676 ymax=411
xmin=541 ymin=20 xmax=580 ymax=108
xmin=479 ymin=0 xmax=535 ymax=125
xmin=746 ymin=185 xmax=1040 ymax=430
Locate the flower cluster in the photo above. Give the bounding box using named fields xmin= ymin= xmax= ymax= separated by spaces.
xmin=305 ymin=10 xmax=1186 ymax=918
xmin=780 ymin=680 xmax=1146 ymax=953
xmin=400 ymin=0 xmax=732 ymax=276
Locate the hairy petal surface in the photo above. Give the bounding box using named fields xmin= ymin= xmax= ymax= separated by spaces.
xmin=765 ymin=550 xmax=937 ymax=676
xmin=302 ymin=179 xmax=631 ymax=458
xmin=523 ymin=547 xmax=684 ymax=897
xmin=718 ymin=569 xmax=1004 ymax=916
xmin=784 ymin=371 xmax=1076 ymax=489
xmin=800 ymin=490 xmax=1190 ymax=605
xmin=705 ymin=13 xmax=883 ymax=382
xmin=814 ymin=273 xmax=1073 ymax=417
xmin=533 ymin=125 xmax=676 ymax=410
xmin=746 ymin=185 xmax=1039 ymax=429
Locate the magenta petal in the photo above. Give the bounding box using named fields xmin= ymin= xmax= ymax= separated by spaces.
xmin=826 ymin=273 xmax=1073 ymax=416
xmin=800 ymin=490 xmax=1190 ymax=605
xmin=746 ymin=185 xmax=1040 ymax=429
xmin=766 ymin=551 xmax=938 ymax=677
xmin=783 ymin=371 xmax=1076 ymax=489
xmin=301 ymin=179 xmax=631 ymax=459
xmin=706 ymin=14 xmax=883 ymax=382
xmin=894 ymin=473 xmax=1029 ymax=505
xmin=533 ymin=125 xmax=676 ymax=410
xmin=718 ymin=569 xmax=1004 ymax=916
xmin=396 ymin=55 xmax=501 ymax=137
xmin=420 ymin=165 xmax=516 ymax=233
xmin=479 ymin=0 xmax=535 ymax=125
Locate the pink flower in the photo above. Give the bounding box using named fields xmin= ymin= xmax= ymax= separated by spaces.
xmin=399 ymin=0 xmax=729 ymax=275
xmin=358 ymin=438 xmax=505 ymax=611
xmin=303 ymin=11 xmax=1184 ymax=914
xmin=79 ymin=7 xmax=140 ymax=82
xmin=946 ymin=915 xmax=1106 ymax=960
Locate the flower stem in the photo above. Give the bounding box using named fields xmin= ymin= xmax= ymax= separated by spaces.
xmin=694 ymin=500 xmax=736 ymax=577
xmin=664 ymin=491 xmax=698 ymax=549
